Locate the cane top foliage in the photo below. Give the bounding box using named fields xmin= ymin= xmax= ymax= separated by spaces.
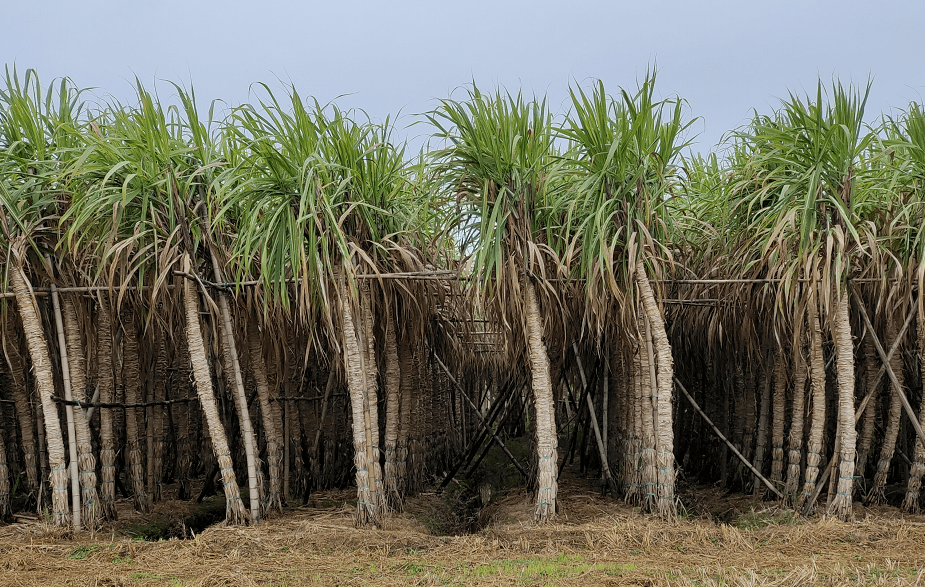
xmin=723 ymin=81 xmax=875 ymax=313
xmin=217 ymin=84 xmax=441 ymax=349
xmin=61 ymin=81 xmax=215 ymax=314
xmin=0 ymin=67 xmax=84 ymax=267
xmin=5 ymin=66 xmax=925 ymax=362
xmin=558 ymin=73 xmax=693 ymax=334
xmin=428 ymin=86 xmax=562 ymax=308
xmin=884 ymin=103 xmax=925 ymax=294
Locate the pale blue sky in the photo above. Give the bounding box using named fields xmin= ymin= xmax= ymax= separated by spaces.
xmin=4 ymin=0 xmax=924 ymax=152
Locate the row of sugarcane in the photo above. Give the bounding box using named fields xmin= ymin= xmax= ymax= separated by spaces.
xmin=658 ymin=81 xmax=925 ymax=520
xmin=662 ymin=279 xmax=925 ymax=517
xmin=0 ymin=282 xmax=491 ymax=527
xmin=3 ymin=64 xmax=925 ymax=529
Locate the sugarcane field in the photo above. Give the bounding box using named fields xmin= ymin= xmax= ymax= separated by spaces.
xmin=2 ymin=65 xmax=925 ymax=586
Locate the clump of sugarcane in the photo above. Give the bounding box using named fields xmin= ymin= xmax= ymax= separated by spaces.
xmin=6 ymin=63 xmax=925 ymax=530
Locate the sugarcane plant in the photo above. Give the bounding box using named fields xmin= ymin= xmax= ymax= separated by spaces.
xmin=62 ymin=81 xmax=254 ymax=524
xmin=0 ymin=66 xmax=86 ymax=527
xmin=218 ymin=85 xmax=435 ymax=525
xmin=883 ymin=102 xmax=925 ymax=513
xmin=724 ymin=80 xmax=875 ymax=520
xmin=557 ymin=73 xmax=693 ymax=518
xmin=429 ymin=86 xmax=566 ymax=521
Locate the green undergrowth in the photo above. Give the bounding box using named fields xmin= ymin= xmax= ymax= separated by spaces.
xmin=669 ymin=564 xmax=922 ymax=586
xmin=66 ymin=544 xmax=100 ymax=560
xmin=395 ymin=553 xmax=635 ymax=585
xmin=734 ymin=508 xmax=800 ymax=530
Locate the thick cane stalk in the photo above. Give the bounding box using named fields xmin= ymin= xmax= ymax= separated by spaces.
xmin=827 ymin=290 xmax=857 ymax=520
xmin=785 ymin=326 xmax=808 ymax=501
xmin=635 ymin=306 xmax=657 ymax=514
xmin=0 ymin=405 xmax=9 ymax=521
xmin=48 ymin=284 xmax=82 ymax=528
xmin=2 ymin=316 xmax=39 ymax=495
xmin=753 ymin=354 xmax=773 ymax=496
xmin=902 ymin=317 xmax=925 ymax=512
xmin=9 ymin=248 xmax=69 ymax=526
xmin=636 ymin=263 xmax=676 ymax=519
xmin=209 ymin=261 xmax=261 ymax=523
xmin=247 ymin=317 xmax=283 ymax=514
xmin=395 ymin=335 xmax=414 ymax=506
xmin=525 ymin=280 xmax=558 ymax=522
xmin=798 ymin=292 xmax=826 ymax=510
xmin=95 ymin=299 xmax=117 ymax=519
xmin=869 ymin=312 xmax=904 ymax=504
xmin=121 ymin=313 xmax=149 ymax=513
xmin=341 ymin=275 xmax=382 ymax=526
xmin=770 ymin=350 xmax=787 ymax=486
xmin=181 ymin=254 xmax=248 ymax=524
xmin=855 ymin=337 xmax=878 ymax=481
xmin=382 ymin=313 xmax=402 ymax=509
xmin=62 ymin=295 xmax=101 ymax=529
xmin=359 ymin=283 xmax=386 ymax=512
xmin=150 ymin=331 xmax=167 ymax=503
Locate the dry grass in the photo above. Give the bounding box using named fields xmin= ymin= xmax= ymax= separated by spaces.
xmin=1 ymin=480 xmax=924 ymax=586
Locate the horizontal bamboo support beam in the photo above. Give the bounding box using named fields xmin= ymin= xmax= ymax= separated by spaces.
xmin=355 ymin=270 xmax=462 ymax=280
xmin=50 ymin=392 xmax=347 ymax=409
xmin=0 ymin=285 xmax=134 ymax=299
xmin=52 ymin=395 xmax=200 ymax=409
xmin=271 ymin=393 xmax=348 ymax=402
xmin=662 ymin=278 xmax=900 ymax=284
xmin=0 ymin=274 xmax=908 ymax=299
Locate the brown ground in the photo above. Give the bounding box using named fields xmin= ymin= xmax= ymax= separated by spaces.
xmin=1 ymin=474 xmax=924 ymax=587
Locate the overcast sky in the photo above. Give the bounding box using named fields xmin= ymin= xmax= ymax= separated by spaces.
xmin=5 ymin=0 xmax=924 ymax=154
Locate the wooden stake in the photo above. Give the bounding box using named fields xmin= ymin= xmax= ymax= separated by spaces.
xmin=852 ymin=292 xmax=925 ymax=442
xmin=47 ymin=279 xmax=81 ymax=529
xmin=675 ymin=377 xmax=783 ymax=499
xmin=432 ymin=352 xmax=528 ymax=479
xmin=572 ymin=343 xmax=619 ymax=497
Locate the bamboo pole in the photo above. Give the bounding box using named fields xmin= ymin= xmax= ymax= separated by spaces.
xmin=431 ymin=351 xmax=528 ymax=479
xmin=465 ymin=381 xmax=523 ymax=478
xmin=852 ymin=292 xmax=925 ymax=442
xmin=463 ymin=378 xmax=521 ymax=478
xmin=572 ymin=343 xmax=619 ymax=497
xmin=800 ymin=302 xmax=917 ymax=515
xmin=439 ymin=377 xmax=517 ymax=491
xmin=54 ymin=396 xmax=199 ymax=408
xmin=82 ymin=387 xmax=101 ymax=420
xmin=0 ymin=275 xmax=908 ymax=300
xmin=274 ymin=393 xmax=349 ymax=403
xmin=675 ymin=377 xmax=783 ymax=499
xmin=47 ymin=279 xmax=81 ymax=529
